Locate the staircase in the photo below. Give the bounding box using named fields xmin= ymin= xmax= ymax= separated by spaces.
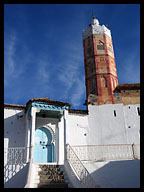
xmin=37 ymin=165 xmax=69 ymax=188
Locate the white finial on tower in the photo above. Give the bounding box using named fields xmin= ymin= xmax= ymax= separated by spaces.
xmin=91 ymin=16 xmax=99 ymax=26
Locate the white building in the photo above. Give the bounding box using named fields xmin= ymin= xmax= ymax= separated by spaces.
xmin=4 ymin=16 xmax=140 ymax=188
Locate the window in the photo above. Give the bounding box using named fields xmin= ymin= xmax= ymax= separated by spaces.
xmin=101 ymin=77 xmax=107 ymax=88
xmin=97 ymin=45 xmax=104 ymax=50
xmin=108 ymin=47 xmax=112 ymax=52
xmin=100 ymin=57 xmax=104 ymax=61
xmin=137 ymin=107 xmax=140 ymax=116
xmin=113 ymin=110 xmax=116 ymax=117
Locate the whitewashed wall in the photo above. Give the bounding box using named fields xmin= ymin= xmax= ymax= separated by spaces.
xmin=87 ymin=104 xmax=128 ymax=145
xmin=123 ymin=104 xmax=140 ymax=144
xmin=66 ymin=113 xmax=88 ymax=146
xmin=4 ymin=108 xmax=27 ymax=188
xmin=4 ymin=108 xmax=26 ymax=148
xmin=66 ymin=104 xmax=140 ymax=146
xmin=4 ymin=103 xmax=140 ymax=149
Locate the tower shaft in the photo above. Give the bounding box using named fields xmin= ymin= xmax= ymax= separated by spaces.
xmin=83 ymin=17 xmax=118 ymax=105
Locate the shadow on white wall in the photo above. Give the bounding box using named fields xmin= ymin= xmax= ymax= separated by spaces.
xmin=4 ymin=163 xmax=29 ymax=188
xmin=86 ymin=159 xmax=140 ymax=188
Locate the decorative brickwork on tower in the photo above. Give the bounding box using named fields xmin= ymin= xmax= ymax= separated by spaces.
xmin=83 ymin=16 xmax=118 ymax=106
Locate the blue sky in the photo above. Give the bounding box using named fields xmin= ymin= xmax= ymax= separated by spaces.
xmin=4 ymin=4 xmax=140 ymax=110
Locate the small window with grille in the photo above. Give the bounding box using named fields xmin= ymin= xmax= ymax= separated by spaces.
xmin=97 ymin=45 xmax=104 ymax=50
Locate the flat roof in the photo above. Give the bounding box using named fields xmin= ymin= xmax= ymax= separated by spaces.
xmin=114 ymin=83 xmax=140 ymax=91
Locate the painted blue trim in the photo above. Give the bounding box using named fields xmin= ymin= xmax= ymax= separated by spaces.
xmin=27 ymin=101 xmax=68 ymax=117
xmin=32 ymin=102 xmax=69 ymax=111
xmin=51 ymin=143 xmax=54 ymax=162
xmin=27 ymin=105 xmax=32 ymax=117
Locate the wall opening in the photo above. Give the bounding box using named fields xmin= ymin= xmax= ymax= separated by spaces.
xmin=114 ymin=110 xmax=116 ymax=117
xmin=137 ymin=107 xmax=140 ymax=116
xmin=101 ymin=76 xmax=107 ymax=88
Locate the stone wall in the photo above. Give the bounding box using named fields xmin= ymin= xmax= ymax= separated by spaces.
xmin=120 ymin=90 xmax=140 ymax=105
xmin=113 ymin=83 xmax=140 ymax=105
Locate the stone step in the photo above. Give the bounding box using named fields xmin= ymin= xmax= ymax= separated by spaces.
xmin=38 ymin=173 xmax=63 ymax=178
xmin=40 ymin=178 xmax=65 ymax=183
xmin=40 ymin=175 xmax=51 ymax=179
xmin=40 ymin=176 xmax=65 ymax=181
xmin=40 ymin=168 xmax=61 ymax=172
xmin=36 ymin=165 xmax=69 ymax=188
xmin=38 ymin=183 xmax=68 ymax=188
xmin=39 ymin=165 xmax=59 ymax=169
xmin=39 ymin=177 xmax=63 ymax=182
xmin=40 ymin=167 xmax=60 ymax=171
xmin=39 ymin=171 xmax=63 ymax=176
xmin=38 ymin=171 xmax=63 ymax=175
xmin=39 ymin=179 xmax=65 ymax=184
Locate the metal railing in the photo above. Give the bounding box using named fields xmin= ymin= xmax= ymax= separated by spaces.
xmin=66 ymin=144 xmax=99 ymax=188
xmin=4 ymin=147 xmax=29 ymax=165
xmin=71 ymin=144 xmax=137 ymax=162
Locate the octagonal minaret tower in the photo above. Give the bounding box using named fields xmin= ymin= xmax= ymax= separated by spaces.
xmin=83 ymin=16 xmax=118 ymax=106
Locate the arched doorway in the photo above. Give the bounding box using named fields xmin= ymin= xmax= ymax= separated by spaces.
xmin=34 ymin=127 xmax=54 ymax=163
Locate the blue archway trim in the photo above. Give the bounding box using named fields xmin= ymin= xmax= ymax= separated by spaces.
xmin=27 ymin=101 xmax=68 ymax=117
xmin=51 ymin=143 xmax=54 ymax=162
xmin=32 ymin=102 xmax=69 ymax=111
xmin=40 ymin=127 xmax=52 ymax=143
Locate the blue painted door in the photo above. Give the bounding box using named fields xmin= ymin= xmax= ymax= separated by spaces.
xmin=34 ymin=127 xmax=54 ymax=163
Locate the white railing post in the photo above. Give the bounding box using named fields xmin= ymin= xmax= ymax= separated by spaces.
xmin=132 ymin=143 xmax=140 ymax=160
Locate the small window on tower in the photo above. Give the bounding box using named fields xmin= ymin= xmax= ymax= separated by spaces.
xmin=97 ymin=45 xmax=104 ymax=50
xmin=100 ymin=57 xmax=104 ymax=61
xmin=101 ymin=77 xmax=107 ymax=88
xmin=108 ymin=47 xmax=112 ymax=52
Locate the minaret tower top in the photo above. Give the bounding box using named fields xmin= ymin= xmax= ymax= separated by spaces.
xmin=83 ymin=17 xmax=111 ymax=39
